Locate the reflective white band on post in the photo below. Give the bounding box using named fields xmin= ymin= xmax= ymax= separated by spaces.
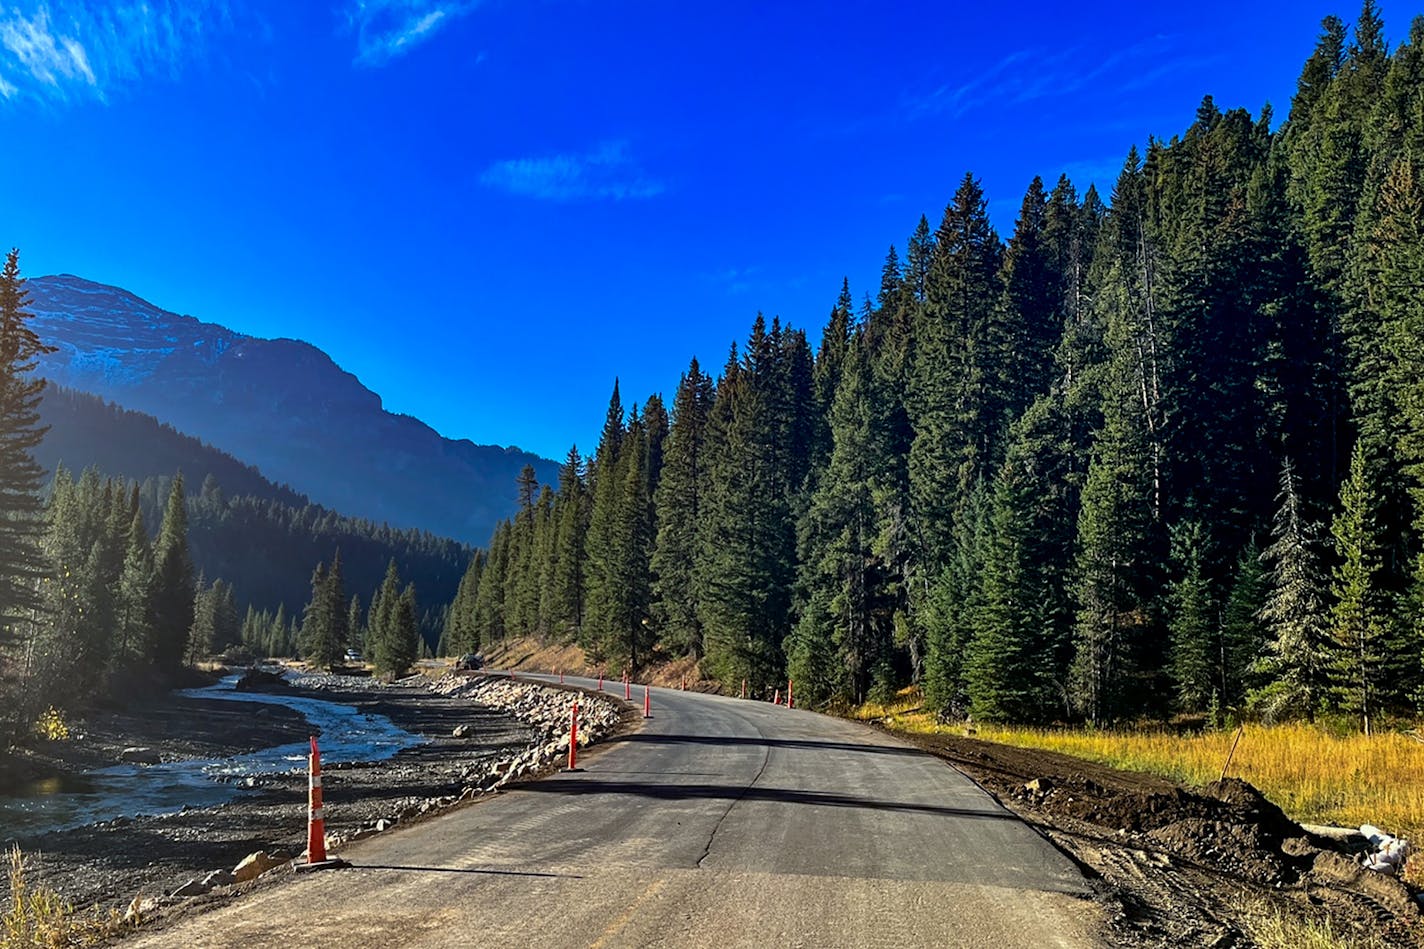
xmin=310 ymin=776 xmax=322 ymax=789
xmin=310 ymin=807 xmax=325 ymax=821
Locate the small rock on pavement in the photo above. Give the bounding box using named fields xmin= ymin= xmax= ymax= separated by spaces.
xmin=452 ymin=724 xmax=473 ymax=738
xmin=232 ymin=851 xmax=287 ymax=883
xmin=120 ymin=747 xmax=162 ymax=765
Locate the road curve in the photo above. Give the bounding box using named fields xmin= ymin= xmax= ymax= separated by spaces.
xmin=130 ymin=675 xmax=1103 ymax=948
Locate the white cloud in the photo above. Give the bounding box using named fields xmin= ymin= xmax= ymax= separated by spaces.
xmin=347 ymin=0 xmax=481 ymax=66
xmin=0 ymin=1 xmax=230 ymax=107
xmin=480 ymin=141 xmax=665 ymax=202
xmin=901 ymin=36 xmax=1202 ymax=123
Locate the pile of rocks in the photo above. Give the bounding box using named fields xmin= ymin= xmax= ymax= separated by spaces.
xmin=428 ymin=674 xmax=623 ymax=790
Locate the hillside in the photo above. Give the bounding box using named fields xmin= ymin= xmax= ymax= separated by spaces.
xmin=37 ymin=386 xmax=307 ymax=508
xmin=25 ymin=274 xmax=559 ymax=544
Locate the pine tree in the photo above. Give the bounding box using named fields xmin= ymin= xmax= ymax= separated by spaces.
xmin=1328 ymin=440 xmax=1388 ymax=731
xmin=652 ymin=361 xmax=715 ymax=655
xmin=1219 ymin=539 xmax=1268 ymax=712
xmin=550 ymin=447 xmax=588 ymax=640
xmin=0 ymin=249 xmax=54 ymax=641
xmin=584 ymin=382 xmax=626 ymax=659
xmin=908 ymin=174 xmax=1005 ymax=572
xmin=1251 ymin=462 xmax=1332 ymax=721
xmin=922 ymin=483 xmax=989 ymax=717
xmin=798 ymin=331 xmax=883 ymax=703
xmin=348 ymin=594 xmax=365 ymax=653
xmin=1167 ymin=521 xmax=1215 ymax=714
xmin=965 ymin=458 xmax=1058 ymax=723
xmin=149 ymin=473 xmax=195 ymax=675
xmin=1070 ymin=365 xmax=1160 ymax=725
xmin=371 ymin=559 xmax=416 ymax=676
xmin=697 ymin=332 xmax=795 ymax=690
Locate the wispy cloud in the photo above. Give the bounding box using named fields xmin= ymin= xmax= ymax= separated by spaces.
xmin=347 ymin=0 xmax=481 ymax=66
xmin=480 ymin=141 xmax=665 ymax=202
xmin=900 ymin=36 xmax=1210 ymax=123
xmin=0 ymin=1 xmax=229 ymax=107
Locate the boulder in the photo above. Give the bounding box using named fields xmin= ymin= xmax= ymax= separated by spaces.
xmin=124 ymin=896 xmax=160 ymax=924
xmin=202 ymin=869 xmax=236 ymax=889
xmin=232 ymin=850 xmax=287 ymax=883
xmin=171 ymin=878 xmax=210 ymax=898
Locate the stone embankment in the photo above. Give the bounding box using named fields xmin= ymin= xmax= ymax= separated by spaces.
xmin=421 ymin=674 xmax=623 ymax=793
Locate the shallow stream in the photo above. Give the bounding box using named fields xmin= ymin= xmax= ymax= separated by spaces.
xmin=0 ymin=674 xmax=424 ymax=839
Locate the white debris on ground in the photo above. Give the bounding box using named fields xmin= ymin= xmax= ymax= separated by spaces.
xmin=1360 ymin=824 xmax=1411 ymax=876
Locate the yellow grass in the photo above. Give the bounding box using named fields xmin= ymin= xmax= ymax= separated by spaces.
xmin=853 ymin=690 xmax=1424 ymax=850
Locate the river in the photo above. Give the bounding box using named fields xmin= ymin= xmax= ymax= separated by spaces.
xmin=0 ymin=674 xmax=425 ymax=839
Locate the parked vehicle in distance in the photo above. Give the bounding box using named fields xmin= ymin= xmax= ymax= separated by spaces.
xmin=456 ymin=654 xmax=483 ymax=671
xmin=344 ymin=649 xmax=363 ymax=663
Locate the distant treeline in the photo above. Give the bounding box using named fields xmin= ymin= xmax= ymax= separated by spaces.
xmin=446 ymin=6 xmax=1424 ymax=731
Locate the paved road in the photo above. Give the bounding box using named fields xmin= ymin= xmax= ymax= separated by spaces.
xmin=131 ymin=676 xmax=1103 ymax=948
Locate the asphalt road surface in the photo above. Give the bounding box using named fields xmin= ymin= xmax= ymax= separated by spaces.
xmin=131 ymin=675 xmax=1103 ymax=948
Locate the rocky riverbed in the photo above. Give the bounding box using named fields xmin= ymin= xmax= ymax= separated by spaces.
xmin=1 ymin=670 xmax=629 ymax=921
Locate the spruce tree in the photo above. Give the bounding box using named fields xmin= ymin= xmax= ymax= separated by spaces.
xmin=1328 ymin=441 xmax=1388 ymax=731
xmin=1251 ymin=462 xmax=1331 ymax=721
xmin=652 ymin=361 xmax=715 ymax=655
xmin=550 ymin=447 xmax=589 ymax=640
xmin=150 ymin=474 xmax=195 ymax=676
xmin=965 ymin=458 xmax=1058 ymax=723
xmin=1166 ymin=521 xmax=1215 ymax=714
xmin=0 ymin=249 xmax=53 ymax=639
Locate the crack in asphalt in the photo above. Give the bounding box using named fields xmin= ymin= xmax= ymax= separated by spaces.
xmin=695 ymin=710 xmax=772 ymax=869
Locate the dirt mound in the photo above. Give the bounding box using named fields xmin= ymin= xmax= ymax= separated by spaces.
xmin=887 ymin=729 xmax=1423 ymax=946
xmin=1015 ymin=774 xmax=1307 ymax=886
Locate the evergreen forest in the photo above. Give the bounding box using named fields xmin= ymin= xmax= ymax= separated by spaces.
xmin=447 ymin=5 xmax=1424 ymax=731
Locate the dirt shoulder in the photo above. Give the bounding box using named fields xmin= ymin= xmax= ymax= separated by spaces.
xmin=884 ymin=726 xmax=1422 ymax=947
xmin=3 ymin=675 xmax=532 ymax=914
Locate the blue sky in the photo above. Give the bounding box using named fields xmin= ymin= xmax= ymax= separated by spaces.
xmin=0 ymin=1 xmax=1409 ymax=460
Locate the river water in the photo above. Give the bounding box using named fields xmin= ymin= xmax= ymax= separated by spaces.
xmin=0 ymin=674 xmax=425 ymax=839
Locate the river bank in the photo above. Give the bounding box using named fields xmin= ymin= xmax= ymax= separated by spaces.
xmin=2 ymin=671 xmax=533 ymax=912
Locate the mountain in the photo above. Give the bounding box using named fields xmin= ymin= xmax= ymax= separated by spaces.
xmin=37 ymin=386 xmax=469 ymax=637
xmin=26 ymin=274 xmax=557 ymax=545
xmin=37 ymin=385 xmax=308 ymax=508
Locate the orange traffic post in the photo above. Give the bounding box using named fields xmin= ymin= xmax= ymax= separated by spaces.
xmin=680 ymin=675 xmax=685 ymax=691
xmin=643 ymin=685 xmax=651 ymax=719
xmin=625 ymin=672 xmax=631 ymax=701
xmin=787 ymin=679 xmax=794 ymax=709
xmin=773 ymin=688 xmax=780 ymax=705
xmin=559 ymin=668 xmax=564 ymax=684
xmin=565 ymin=701 xmax=580 ymax=771
xmin=296 ymin=736 xmax=349 ymax=872
xmin=598 ymin=670 xmax=604 ymax=690
xmin=740 ymin=678 xmax=746 ymax=699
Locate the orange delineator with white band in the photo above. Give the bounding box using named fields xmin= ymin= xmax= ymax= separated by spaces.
xmin=296 ymin=735 xmax=349 ymax=872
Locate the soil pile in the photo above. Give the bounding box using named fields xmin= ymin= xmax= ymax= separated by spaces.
xmin=891 ymin=728 xmax=1423 ymax=947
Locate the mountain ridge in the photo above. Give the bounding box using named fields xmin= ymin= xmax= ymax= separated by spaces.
xmin=27 ymin=273 xmax=557 ymax=545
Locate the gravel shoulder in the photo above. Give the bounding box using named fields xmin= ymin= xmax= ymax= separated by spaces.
xmin=884 ymin=726 xmax=1423 ymax=947
xmin=2 ymin=672 xmax=533 ymax=913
